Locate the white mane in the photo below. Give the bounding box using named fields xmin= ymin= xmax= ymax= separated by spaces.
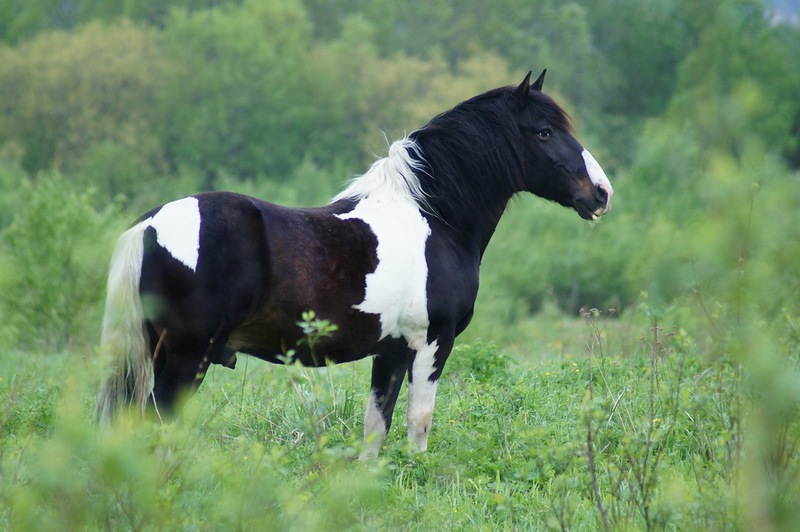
xmin=332 ymin=138 xmax=430 ymax=210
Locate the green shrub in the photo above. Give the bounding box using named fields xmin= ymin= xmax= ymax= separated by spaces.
xmin=0 ymin=174 xmax=121 ymax=350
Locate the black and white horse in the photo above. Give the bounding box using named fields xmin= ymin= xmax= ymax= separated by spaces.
xmin=96 ymin=71 xmax=612 ymax=457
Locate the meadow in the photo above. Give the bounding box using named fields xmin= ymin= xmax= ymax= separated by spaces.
xmin=2 ymin=303 xmax=797 ymax=530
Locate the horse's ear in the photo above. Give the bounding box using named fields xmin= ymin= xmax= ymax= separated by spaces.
xmin=513 ymin=71 xmax=533 ymax=102
xmin=531 ymin=69 xmax=546 ymax=91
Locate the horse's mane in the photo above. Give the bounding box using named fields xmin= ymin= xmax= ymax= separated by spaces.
xmin=332 ymin=138 xmax=431 ymax=211
xmin=334 ymin=85 xmax=572 ymax=228
xmin=411 ymin=87 xmax=571 ymax=224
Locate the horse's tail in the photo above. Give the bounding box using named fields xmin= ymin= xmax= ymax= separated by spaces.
xmin=95 ymin=223 xmax=152 ymax=423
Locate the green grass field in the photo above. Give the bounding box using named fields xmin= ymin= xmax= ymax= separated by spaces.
xmin=3 ymin=309 xmax=797 ymax=531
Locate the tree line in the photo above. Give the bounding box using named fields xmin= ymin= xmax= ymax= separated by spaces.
xmin=0 ymin=0 xmax=798 ymax=349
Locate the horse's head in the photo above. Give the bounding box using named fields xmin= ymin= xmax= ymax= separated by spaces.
xmin=513 ymin=70 xmax=613 ymax=220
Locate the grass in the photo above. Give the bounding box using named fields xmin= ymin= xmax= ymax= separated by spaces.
xmin=1 ymin=308 xmax=798 ymax=530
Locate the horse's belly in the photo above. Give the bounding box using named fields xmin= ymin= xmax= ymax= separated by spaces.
xmin=226 ymin=307 xmax=384 ymax=366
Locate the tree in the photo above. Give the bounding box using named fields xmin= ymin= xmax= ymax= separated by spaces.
xmin=303 ymin=0 xmax=596 ymax=105
xmin=669 ymin=0 xmax=800 ymax=161
xmin=0 ymin=0 xmax=80 ymax=44
xmin=0 ymin=20 xmax=165 ymax=183
xmin=157 ymin=0 xmax=316 ymax=184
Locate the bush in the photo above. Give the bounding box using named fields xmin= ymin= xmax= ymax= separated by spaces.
xmin=0 ymin=174 xmax=121 ymax=350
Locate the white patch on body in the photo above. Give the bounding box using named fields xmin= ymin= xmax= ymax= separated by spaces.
xmin=407 ymin=339 xmax=440 ymax=451
xmin=581 ymin=149 xmax=614 ymax=211
xmin=137 ymin=197 xmax=201 ymax=271
xmin=335 ymin=138 xmax=432 ymax=341
xmin=337 ymin=193 xmax=431 ymax=340
xmin=361 ymin=391 xmax=387 ymax=459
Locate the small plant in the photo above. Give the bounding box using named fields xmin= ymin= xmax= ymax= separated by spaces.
xmin=280 ymin=311 xmax=352 ymax=452
xmin=296 ymin=310 xmax=339 ymax=364
xmin=578 ymin=304 xmax=748 ymax=531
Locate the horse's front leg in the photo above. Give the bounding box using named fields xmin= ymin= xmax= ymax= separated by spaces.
xmin=406 ymin=332 xmax=454 ymax=452
xmin=360 ymin=341 xmax=410 ymax=459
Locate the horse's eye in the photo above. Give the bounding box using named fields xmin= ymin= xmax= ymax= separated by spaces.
xmin=537 ymin=128 xmax=553 ymax=140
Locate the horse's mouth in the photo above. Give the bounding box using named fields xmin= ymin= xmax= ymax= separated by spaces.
xmin=574 ymin=199 xmax=609 ymax=221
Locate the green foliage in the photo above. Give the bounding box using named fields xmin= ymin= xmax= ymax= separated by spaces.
xmin=0 ymin=20 xmax=165 ymax=177
xmin=447 ymin=342 xmax=513 ymax=383
xmin=0 ymin=174 xmax=120 ymax=350
xmin=0 ymin=161 xmax=26 ymax=230
xmin=3 ymin=306 xmax=799 ymax=529
xmin=214 ymin=157 xmax=341 ymax=207
xmin=304 ymin=0 xmax=596 ymax=103
xmin=157 ymin=0 xmax=315 ymax=183
xmin=475 ymin=200 xmax=631 ymax=317
xmin=1 ymin=373 xmax=381 ymax=530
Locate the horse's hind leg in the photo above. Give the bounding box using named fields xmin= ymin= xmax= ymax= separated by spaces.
xmin=149 ymin=330 xmax=228 ymax=417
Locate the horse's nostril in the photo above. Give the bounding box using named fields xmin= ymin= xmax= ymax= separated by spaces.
xmin=595 ymin=184 xmax=609 ymax=204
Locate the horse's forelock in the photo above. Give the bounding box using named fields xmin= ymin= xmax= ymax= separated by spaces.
xmin=529 ymin=91 xmax=573 ymax=133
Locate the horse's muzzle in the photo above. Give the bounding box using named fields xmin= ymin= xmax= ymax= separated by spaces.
xmin=575 ymin=183 xmax=612 ymax=220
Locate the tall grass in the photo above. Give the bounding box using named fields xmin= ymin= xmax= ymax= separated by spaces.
xmin=2 ymin=301 xmax=797 ymax=530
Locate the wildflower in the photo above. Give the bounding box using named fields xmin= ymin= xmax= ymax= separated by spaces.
xmin=450 ymin=419 xmax=455 ymax=425
xmin=545 ymin=372 xmax=551 ymax=377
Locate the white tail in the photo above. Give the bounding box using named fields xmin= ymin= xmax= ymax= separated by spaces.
xmin=95 ymin=223 xmax=153 ymax=423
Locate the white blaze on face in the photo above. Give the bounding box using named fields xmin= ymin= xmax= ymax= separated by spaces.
xmin=336 ymin=191 xmax=431 ymax=340
xmin=138 ymin=196 xmax=201 ymax=271
xmin=581 ymin=149 xmax=613 ymax=208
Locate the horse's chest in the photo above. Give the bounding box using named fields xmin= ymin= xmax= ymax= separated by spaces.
xmin=337 ymin=195 xmax=431 ymax=341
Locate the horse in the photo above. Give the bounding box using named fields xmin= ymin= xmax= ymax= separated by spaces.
xmin=96 ymin=70 xmax=613 ymax=457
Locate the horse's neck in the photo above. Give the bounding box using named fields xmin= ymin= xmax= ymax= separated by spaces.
xmin=415 ymin=143 xmax=522 ymax=257
xmin=474 ymin=199 xmax=512 ymax=258
xmin=429 ymin=195 xmax=512 ymax=260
